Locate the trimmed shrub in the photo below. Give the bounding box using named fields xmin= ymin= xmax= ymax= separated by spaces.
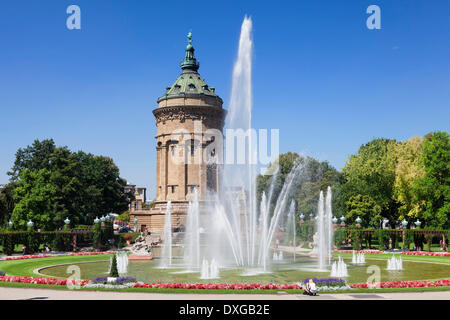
xmin=3 ymin=234 xmax=15 ymax=256
xmin=109 ymin=255 xmax=119 ymax=277
xmin=334 ymin=228 xmax=346 ymax=249
xmin=374 ymin=229 xmax=389 ymax=251
xmin=350 ymin=229 xmax=362 ymax=250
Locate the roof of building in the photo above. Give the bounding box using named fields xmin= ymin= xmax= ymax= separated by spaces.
xmin=158 ymin=32 xmax=221 ymax=102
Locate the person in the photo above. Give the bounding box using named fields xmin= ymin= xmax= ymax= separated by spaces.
xmin=21 ymin=245 xmax=26 ymax=256
xmin=303 ymin=279 xmax=318 ymax=296
xmin=45 ymin=245 xmax=50 ymax=253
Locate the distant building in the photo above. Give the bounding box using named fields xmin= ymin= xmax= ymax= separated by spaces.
xmin=125 ymin=183 xmax=147 ymax=211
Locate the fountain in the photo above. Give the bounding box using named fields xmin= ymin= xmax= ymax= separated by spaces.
xmin=159 ymin=201 xmax=173 ymax=268
xmin=352 ymin=251 xmax=366 ymax=264
xmin=311 ymin=188 xmax=334 ymax=270
xmin=387 ymin=255 xmax=403 ymax=270
xmin=330 ymin=256 xmax=349 ymax=277
xmin=200 ymin=259 xmax=220 ymax=279
xmin=183 ymin=189 xmax=200 ymax=269
xmin=272 ymin=251 xmax=283 ymax=261
xmin=116 ymin=252 xmax=129 ymax=275
xmin=159 ymin=17 xmax=337 ymax=276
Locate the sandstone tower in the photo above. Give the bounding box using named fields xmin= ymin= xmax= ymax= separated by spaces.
xmin=131 ymin=33 xmax=226 ymax=233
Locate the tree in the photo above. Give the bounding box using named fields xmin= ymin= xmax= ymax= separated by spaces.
xmin=109 ymin=254 xmax=119 ymax=277
xmin=257 ymin=152 xmax=341 ymax=224
xmin=11 ymin=169 xmax=57 ymax=230
xmin=0 ymin=182 xmax=16 ymax=227
xmin=6 ymin=139 xmax=133 ymax=230
xmin=340 ymin=138 xmax=399 ymax=224
xmin=413 ymin=131 xmax=450 ymax=228
xmin=392 ymin=136 xmax=425 ymax=220
xmin=7 ymin=139 xmax=56 ymax=181
xmin=345 ymin=194 xmax=382 ymax=228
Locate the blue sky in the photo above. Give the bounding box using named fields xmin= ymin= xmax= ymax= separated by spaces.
xmin=1 ymin=0 xmax=449 ymax=198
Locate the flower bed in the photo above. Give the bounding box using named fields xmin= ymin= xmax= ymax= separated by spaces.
xmin=350 ymin=279 xmax=450 ymax=289
xmin=401 ymin=251 xmax=450 ymax=257
xmin=4 ymin=251 xmax=115 ymax=260
xmin=132 ymin=282 xmax=303 ymax=290
xmin=333 ymin=250 xmax=383 ymax=254
xmin=5 ymin=254 xmax=56 ymax=260
xmin=0 ymin=275 xmax=89 ymax=286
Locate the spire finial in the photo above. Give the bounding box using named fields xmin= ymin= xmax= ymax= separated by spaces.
xmin=181 ymin=30 xmax=199 ymax=72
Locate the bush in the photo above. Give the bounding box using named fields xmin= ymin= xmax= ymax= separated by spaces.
xmin=0 ymin=271 xmax=5 ymax=276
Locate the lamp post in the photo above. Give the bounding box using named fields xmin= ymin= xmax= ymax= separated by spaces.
xmin=332 ymin=216 xmax=338 ymax=225
xmin=401 ymin=219 xmax=408 ymax=249
xmin=340 ymin=215 xmax=346 ymax=227
xmin=383 ymin=218 xmax=389 ymax=229
xmin=299 ymin=214 xmax=305 ymax=225
xmin=355 ymin=216 xmax=362 ymax=227
xmin=27 ymin=220 xmax=34 ymax=232
xmin=414 ymin=219 xmax=421 ymax=228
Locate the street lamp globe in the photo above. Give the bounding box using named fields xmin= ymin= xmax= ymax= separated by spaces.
xmin=332 ymin=216 xmax=338 ymax=224
xmin=414 ymin=219 xmax=421 ymax=228
xmin=27 ymin=220 xmax=34 ymax=228
xmin=401 ymin=219 xmax=408 ymax=228
xmin=8 ymin=220 xmax=13 ymax=227
xmin=299 ymin=213 xmax=304 ymax=220
xmin=100 ymin=216 xmax=106 ymax=222
xmin=340 ymin=216 xmax=346 ymax=222
xmin=94 ymin=217 xmax=100 ymax=224
xmin=355 ymin=216 xmax=362 ymax=224
xmin=64 ymin=217 xmax=70 ymax=225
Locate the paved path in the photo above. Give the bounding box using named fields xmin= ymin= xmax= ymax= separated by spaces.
xmin=0 ymin=287 xmax=449 ymax=300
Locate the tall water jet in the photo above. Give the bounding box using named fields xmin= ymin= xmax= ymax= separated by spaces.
xmin=287 ymin=200 xmax=296 ymax=262
xmin=223 ymin=15 xmax=257 ymax=266
xmin=258 ymin=192 xmax=269 ymax=270
xmin=325 ymin=186 xmax=333 ymax=265
xmin=160 ymin=201 xmax=172 ymax=268
xmin=314 ymin=187 xmax=333 ymax=270
xmin=116 ymin=252 xmax=129 ymax=275
xmin=184 ymin=189 xmax=200 ymax=269
xmin=316 ymin=191 xmax=326 ymax=270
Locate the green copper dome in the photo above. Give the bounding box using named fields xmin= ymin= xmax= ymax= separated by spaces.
xmin=158 ymin=32 xmax=221 ymax=102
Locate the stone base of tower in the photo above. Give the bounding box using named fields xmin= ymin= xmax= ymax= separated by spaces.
xmin=130 ymin=201 xmax=189 ymax=233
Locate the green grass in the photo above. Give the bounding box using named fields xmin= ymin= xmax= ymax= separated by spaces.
xmin=0 ymin=255 xmax=113 ymax=278
xmin=332 ymin=252 xmax=450 ymax=264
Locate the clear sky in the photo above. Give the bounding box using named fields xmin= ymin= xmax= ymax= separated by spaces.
xmin=1 ymin=0 xmax=449 ymax=198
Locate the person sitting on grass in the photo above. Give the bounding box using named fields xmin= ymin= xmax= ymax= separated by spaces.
xmin=304 ymin=279 xmax=318 ymax=296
